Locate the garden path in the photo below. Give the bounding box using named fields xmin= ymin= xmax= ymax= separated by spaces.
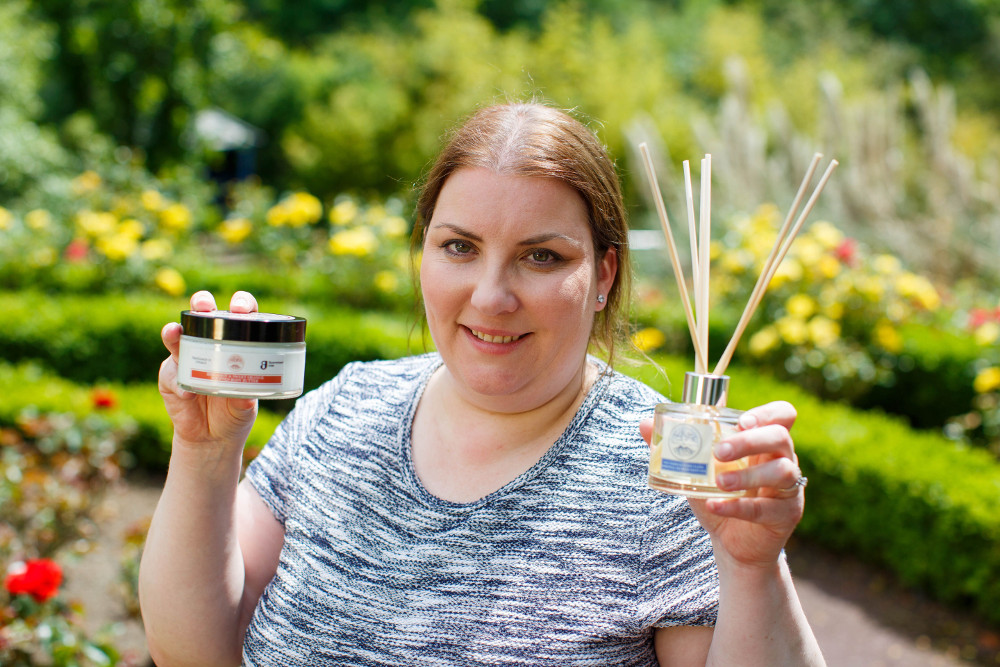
xmin=66 ymin=475 xmax=994 ymax=666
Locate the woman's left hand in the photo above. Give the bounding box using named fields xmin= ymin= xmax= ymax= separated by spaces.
xmin=641 ymin=400 xmax=805 ymax=570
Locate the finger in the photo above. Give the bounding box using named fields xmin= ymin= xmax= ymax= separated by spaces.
xmin=230 ymin=291 xmax=258 ymax=313
xmin=716 ymin=456 xmax=801 ymax=494
xmin=716 ymin=423 xmax=796 ymax=463
xmin=190 ymin=290 xmax=217 ymax=312
xmin=158 ymin=351 xmax=193 ymax=401
xmin=737 ymin=401 xmax=797 ymax=432
xmin=161 ymin=322 xmax=182 ymax=357
xmin=639 ymin=417 xmax=654 ymax=447
xmin=705 ymin=493 xmax=804 ymax=523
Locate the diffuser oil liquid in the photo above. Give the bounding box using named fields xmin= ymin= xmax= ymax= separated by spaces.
xmin=648 ymin=403 xmax=747 ymax=498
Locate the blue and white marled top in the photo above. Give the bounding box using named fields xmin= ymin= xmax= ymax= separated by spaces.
xmin=243 ymin=353 xmax=719 ymax=666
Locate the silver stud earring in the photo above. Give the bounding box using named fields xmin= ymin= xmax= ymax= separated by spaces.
xmin=596 ymin=295 xmax=605 ymax=304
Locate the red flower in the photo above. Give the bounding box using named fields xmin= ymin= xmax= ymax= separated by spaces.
xmin=64 ymin=239 xmax=90 ymax=263
xmin=91 ymin=388 xmax=118 ymax=410
xmin=970 ymin=308 xmax=992 ymax=329
xmin=5 ymin=559 xmax=63 ymax=603
xmin=834 ymin=238 xmax=858 ymax=267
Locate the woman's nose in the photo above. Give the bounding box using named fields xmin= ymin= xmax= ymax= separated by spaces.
xmin=470 ymin=265 xmax=519 ymax=315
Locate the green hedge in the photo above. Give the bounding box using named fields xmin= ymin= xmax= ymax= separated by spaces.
xmin=629 ymin=357 xmax=1000 ymax=624
xmin=644 ymin=308 xmax=981 ymax=432
xmin=4 ymin=291 xmax=1000 ymax=623
xmin=0 ymin=291 xmax=421 ymax=390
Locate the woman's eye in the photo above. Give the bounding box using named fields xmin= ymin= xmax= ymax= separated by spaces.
xmin=529 ymin=249 xmax=558 ymax=264
xmin=444 ymin=240 xmax=474 ymax=255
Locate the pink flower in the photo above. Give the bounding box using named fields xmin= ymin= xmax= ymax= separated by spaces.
xmin=64 ymin=239 xmax=90 ymax=263
xmin=5 ymin=559 xmax=63 ymax=603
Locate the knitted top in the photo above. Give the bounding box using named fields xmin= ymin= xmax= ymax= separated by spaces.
xmin=243 ymin=354 xmax=719 ymax=666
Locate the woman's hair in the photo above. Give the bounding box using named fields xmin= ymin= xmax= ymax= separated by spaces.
xmin=411 ymin=102 xmax=632 ymax=365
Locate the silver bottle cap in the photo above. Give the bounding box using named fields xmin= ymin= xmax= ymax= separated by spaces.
xmin=681 ymin=372 xmax=730 ymax=407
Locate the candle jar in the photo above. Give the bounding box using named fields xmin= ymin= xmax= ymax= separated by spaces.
xmin=177 ymin=310 xmax=307 ymax=399
xmin=648 ymin=372 xmax=747 ymax=498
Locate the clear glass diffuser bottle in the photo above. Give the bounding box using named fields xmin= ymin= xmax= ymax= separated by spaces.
xmin=648 ymin=372 xmax=747 ymax=498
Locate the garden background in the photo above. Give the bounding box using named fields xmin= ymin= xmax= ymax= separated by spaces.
xmin=3 ymin=0 xmax=1000 ymax=664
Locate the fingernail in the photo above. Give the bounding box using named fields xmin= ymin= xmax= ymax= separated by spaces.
xmin=233 ymin=296 xmax=249 ymax=311
xmin=718 ymin=471 xmax=738 ymax=489
xmin=715 ymin=442 xmax=733 ymax=459
xmin=739 ymin=413 xmax=758 ymax=429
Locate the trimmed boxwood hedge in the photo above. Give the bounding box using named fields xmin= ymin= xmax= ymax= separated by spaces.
xmin=3 ymin=292 xmax=1000 ymax=624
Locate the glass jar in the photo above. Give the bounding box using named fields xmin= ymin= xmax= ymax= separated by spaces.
xmin=177 ymin=310 xmax=306 ymax=399
xmin=648 ymin=372 xmax=747 ymax=498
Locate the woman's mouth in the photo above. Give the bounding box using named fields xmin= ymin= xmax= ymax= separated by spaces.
xmin=470 ymin=328 xmax=523 ymax=344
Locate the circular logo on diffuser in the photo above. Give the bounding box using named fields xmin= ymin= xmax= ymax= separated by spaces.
xmin=667 ymin=424 xmax=704 ymax=460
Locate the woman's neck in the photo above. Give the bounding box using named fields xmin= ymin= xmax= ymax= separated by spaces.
xmin=411 ymin=360 xmax=599 ymax=503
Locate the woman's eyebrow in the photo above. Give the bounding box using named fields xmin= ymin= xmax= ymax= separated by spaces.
xmin=429 ymin=222 xmax=581 ymax=247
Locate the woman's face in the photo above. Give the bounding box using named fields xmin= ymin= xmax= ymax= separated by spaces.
xmin=420 ymin=167 xmax=617 ymax=412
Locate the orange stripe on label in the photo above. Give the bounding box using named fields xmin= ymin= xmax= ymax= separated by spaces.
xmin=190 ymin=370 xmax=283 ymax=384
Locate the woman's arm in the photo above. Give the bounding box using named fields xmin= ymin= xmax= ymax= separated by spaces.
xmin=139 ymin=291 xmax=284 ymax=667
xmin=643 ymin=402 xmax=826 ymax=666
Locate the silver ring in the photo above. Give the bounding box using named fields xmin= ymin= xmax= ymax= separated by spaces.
xmin=780 ymin=475 xmax=808 ymax=493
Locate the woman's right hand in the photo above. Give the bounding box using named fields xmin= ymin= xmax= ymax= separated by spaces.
xmin=158 ymin=290 xmax=259 ymax=453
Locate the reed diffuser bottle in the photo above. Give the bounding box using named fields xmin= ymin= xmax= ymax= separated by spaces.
xmin=648 ymin=373 xmax=746 ymax=498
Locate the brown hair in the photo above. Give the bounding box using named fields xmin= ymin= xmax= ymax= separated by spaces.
xmin=411 ymin=102 xmax=632 ymax=365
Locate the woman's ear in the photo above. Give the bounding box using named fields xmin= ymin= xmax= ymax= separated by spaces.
xmin=595 ymin=247 xmax=618 ymax=311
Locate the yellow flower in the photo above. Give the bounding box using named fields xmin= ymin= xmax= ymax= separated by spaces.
xmin=328 ymin=227 xmax=379 ymax=256
xmin=792 ymin=237 xmax=823 ymax=266
xmin=285 ymin=192 xmax=322 ymax=227
xmin=808 ymin=316 xmax=841 ymax=349
xmin=76 ymin=210 xmax=117 ymax=237
xmin=776 ymin=316 xmax=809 ymax=345
xmin=26 ymin=209 xmax=53 ymax=230
xmin=71 ymin=170 xmax=102 ymax=194
xmin=855 ymin=276 xmax=885 ymax=301
xmin=895 ymin=272 xmax=940 ymax=311
xmin=975 ymin=322 xmax=1000 ymax=346
xmin=154 ymin=267 xmax=186 ymax=296
xmin=631 ymin=327 xmax=666 ymax=353
xmin=873 ymin=254 xmax=902 ymax=275
xmin=808 ymin=221 xmax=844 ymax=250
xmin=973 ymin=367 xmax=1000 ymax=394
xmin=785 ymin=294 xmax=817 ymax=319
xmin=769 ymin=258 xmax=803 ymax=288
xmin=817 ymin=255 xmax=841 ymax=279
xmin=329 ymin=198 xmax=359 ymax=226
xmin=381 ymin=215 xmax=408 ymax=238
xmin=873 ymin=320 xmax=903 ymax=354
xmin=720 ymin=248 xmax=752 ymax=275
xmin=96 ymin=233 xmax=139 ymax=261
xmin=159 ymin=203 xmax=192 ymax=232
xmin=0 ymin=206 xmax=12 ymax=230
xmin=29 ymin=247 xmax=57 ymax=267
xmin=141 ymin=190 xmax=166 ymax=212
xmin=218 ymin=218 xmax=254 ymax=244
xmin=118 ymin=218 xmax=145 ymax=240
xmin=140 ymin=238 xmax=173 ymax=261
xmin=266 ymin=202 xmax=289 ymax=227
xmin=374 ymin=270 xmax=400 ymax=293
xmin=748 ymin=326 xmax=780 ymax=356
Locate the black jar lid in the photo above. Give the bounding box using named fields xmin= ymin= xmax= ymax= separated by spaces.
xmin=181 ymin=310 xmax=306 ymax=343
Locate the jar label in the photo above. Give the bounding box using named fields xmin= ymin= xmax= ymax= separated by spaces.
xmin=659 ymin=421 xmax=712 ymax=478
xmin=183 ymin=349 xmax=287 ymax=386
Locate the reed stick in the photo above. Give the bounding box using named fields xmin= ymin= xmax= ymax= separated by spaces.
xmin=712 ymin=158 xmax=840 ymax=376
xmin=712 ymin=153 xmax=823 ymax=375
xmin=638 ymin=143 xmax=707 ymax=371
xmin=698 ymin=155 xmax=712 ymax=374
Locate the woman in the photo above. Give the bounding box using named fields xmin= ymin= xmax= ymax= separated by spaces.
xmin=140 ymin=103 xmax=826 ymax=666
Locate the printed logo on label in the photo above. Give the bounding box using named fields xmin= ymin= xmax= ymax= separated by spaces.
xmin=227 ymin=354 xmax=245 ymax=371
xmin=667 ymin=423 xmax=705 ymax=461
